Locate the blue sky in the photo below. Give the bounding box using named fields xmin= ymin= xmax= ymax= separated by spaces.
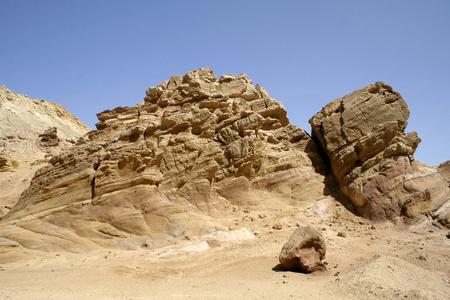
xmin=1 ymin=0 xmax=449 ymax=166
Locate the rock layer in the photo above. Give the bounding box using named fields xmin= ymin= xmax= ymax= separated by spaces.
xmin=0 ymin=69 xmax=327 ymax=252
xmin=310 ymin=82 xmax=449 ymax=225
xmin=1 ymin=72 xmax=449 ymax=254
xmin=0 ymin=86 xmax=92 ymax=212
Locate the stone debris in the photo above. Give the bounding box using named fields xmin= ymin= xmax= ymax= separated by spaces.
xmin=38 ymin=127 xmax=60 ymax=147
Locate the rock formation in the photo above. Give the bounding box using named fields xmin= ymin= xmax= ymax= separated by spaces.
xmin=0 ymin=70 xmax=448 ymax=255
xmin=0 ymin=85 xmax=91 ymax=164
xmin=310 ymin=82 xmax=449 ymax=226
xmin=38 ymin=127 xmax=60 ymax=147
xmin=279 ymin=226 xmax=326 ymax=273
xmin=0 ymin=68 xmax=327 ymax=252
xmin=437 ymin=161 xmax=450 ymax=185
xmin=0 ymin=86 xmax=92 ymax=213
xmin=0 ymin=155 xmax=18 ymax=172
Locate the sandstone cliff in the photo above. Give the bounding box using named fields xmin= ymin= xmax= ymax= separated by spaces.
xmin=0 ymin=69 xmax=328 ymax=252
xmin=310 ymin=82 xmax=449 ymax=227
xmin=1 ymin=71 xmax=448 ymax=255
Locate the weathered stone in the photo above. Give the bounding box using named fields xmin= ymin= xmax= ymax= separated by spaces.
xmin=437 ymin=160 xmax=450 ymax=185
xmin=310 ymin=82 xmax=449 ymax=225
xmin=38 ymin=127 xmax=59 ymax=147
xmin=0 ymin=154 xmax=18 ymax=172
xmin=0 ymin=86 xmax=90 ymax=212
xmin=0 ymin=69 xmax=327 ymax=252
xmin=279 ymin=226 xmax=326 ymax=273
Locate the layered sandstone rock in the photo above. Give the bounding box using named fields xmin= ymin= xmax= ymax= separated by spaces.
xmin=0 ymin=86 xmax=92 ymax=212
xmin=0 ymin=69 xmax=327 ymax=252
xmin=2 ymin=72 xmax=448 ymax=255
xmin=38 ymin=127 xmax=60 ymax=147
xmin=310 ymin=82 xmax=449 ymax=226
xmin=0 ymin=154 xmax=18 ymax=172
xmin=437 ymin=161 xmax=450 ymax=185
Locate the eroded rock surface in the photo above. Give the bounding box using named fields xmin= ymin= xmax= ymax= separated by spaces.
xmin=0 ymin=69 xmax=327 ymax=252
xmin=279 ymin=226 xmax=326 ymax=273
xmin=38 ymin=127 xmax=60 ymax=147
xmin=0 ymin=86 xmax=92 ymax=212
xmin=310 ymin=82 xmax=449 ymax=226
xmin=0 ymin=155 xmax=18 ymax=172
xmin=2 ymin=72 xmax=448 ymax=256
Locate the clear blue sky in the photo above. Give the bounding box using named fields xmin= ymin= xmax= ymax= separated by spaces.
xmin=1 ymin=0 xmax=449 ymax=166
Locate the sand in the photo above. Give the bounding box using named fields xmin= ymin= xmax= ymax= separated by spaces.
xmin=0 ymin=199 xmax=449 ymax=299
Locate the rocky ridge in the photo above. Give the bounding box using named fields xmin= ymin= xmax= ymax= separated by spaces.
xmin=0 ymin=86 xmax=90 ymax=140
xmin=0 ymin=68 xmax=328 ymax=253
xmin=0 ymin=69 xmax=448 ymax=257
xmin=0 ymin=85 xmax=91 ymax=170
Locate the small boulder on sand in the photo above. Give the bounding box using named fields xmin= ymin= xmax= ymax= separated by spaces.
xmin=279 ymin=226 xmax=326 ymax=273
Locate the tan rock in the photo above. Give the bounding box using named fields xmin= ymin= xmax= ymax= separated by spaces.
xmin=0 ymin=155 xmax=18 ymax=172
xmin=0 ymin=69 xmax=327 ymax=252
xmin=38 ymin=127 xmax=60 ymax=147
xmin=0 ymin=86 xmax=91 ymax=211
xmin=437 ymin=160 xmax=450 ymax=184
xmin=310 ymin=82 xmax=449 ymax=225
xmin=279 ymin=226 xmax=326 ymax=273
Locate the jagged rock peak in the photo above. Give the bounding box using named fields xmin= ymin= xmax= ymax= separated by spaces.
xmin=95 ymin=68 xmax=274 ymax=131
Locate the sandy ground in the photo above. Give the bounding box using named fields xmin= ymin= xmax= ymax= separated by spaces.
xmin=0 ymin=199 xmax=449 ymax=300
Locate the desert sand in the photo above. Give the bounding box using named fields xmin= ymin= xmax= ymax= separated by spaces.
xmin=1 ymin=197 xmax=448 ymax=299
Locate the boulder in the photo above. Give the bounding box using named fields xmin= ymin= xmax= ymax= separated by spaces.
xmin=279 ymin=226 xmax=326 ymax=273
xmin=310 ymin=82 xmax=450 ymax=225
xmin=0 ymin=154 xmax=18 ymax=172
xmin=38 ymin=127 xmax=59 ymax=147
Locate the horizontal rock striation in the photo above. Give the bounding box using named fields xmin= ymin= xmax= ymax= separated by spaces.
xmin=0 ymin=68 xmax=327 ymax=252
xmin=310 ymin=82 xmax=449 ymax=226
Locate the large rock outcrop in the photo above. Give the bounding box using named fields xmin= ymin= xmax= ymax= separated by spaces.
xmin=310 ymin=82 xmax=449 ymax=226
xmin=1 ymin=72 xmax=448 ymax=255
xmin=0 ymin=69 xmax=328 ymax=252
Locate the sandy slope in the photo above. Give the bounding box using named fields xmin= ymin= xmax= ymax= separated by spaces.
xmin=0 ymin=199 xmax=448 ymax=299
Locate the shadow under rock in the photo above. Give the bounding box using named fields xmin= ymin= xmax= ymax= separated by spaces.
xmin=272 ymin=264 xmax=288 ymax=272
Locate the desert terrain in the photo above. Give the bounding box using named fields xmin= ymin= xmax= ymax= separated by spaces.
xmin=0 ymin=70 xmax=449 ymax=299
xmin=0 ymin=198 xmax=449 ymax=299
